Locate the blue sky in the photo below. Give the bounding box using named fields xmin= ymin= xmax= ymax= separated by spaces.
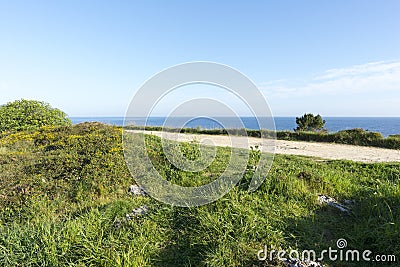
xmin=0 ymin=1 xmax=399 ymax=117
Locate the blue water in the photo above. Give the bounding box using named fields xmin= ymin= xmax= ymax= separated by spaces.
xmin=71 ymin=117 xmax=400 ymax=137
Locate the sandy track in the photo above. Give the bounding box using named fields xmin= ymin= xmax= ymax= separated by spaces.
xmin=127 ymin=130 xmax=400 ymax=163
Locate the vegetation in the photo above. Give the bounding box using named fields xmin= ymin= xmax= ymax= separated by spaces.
xmin=295 ymin=113 xmax=326 ymax=132
xmin=126 ymin=125 xmax=400 ymax=150
xmin=389 ymin=134 xmax=400 ymax=140
xmin=0 ymin=123 xmax=399 ymax=266
xmin=276 ymin=128 xmax=399 ymax=148
xmin=0 ymin=99 xmax=71 ymax=132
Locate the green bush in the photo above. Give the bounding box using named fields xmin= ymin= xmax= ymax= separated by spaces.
xmin=388 ymin=134 xmax=400 ymax=140
xmin=295 ymin=113 xmax=326 ymax=132
xmin=0 ymin=122 xmax=131 ymax=215
xmin=0 ymin=99 xmax=71 ymax=132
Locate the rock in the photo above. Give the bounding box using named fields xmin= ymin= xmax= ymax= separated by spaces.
xmin=283 ymin=258 xmax=324 ymax=267
xmin=318 ymin=194 xmax=350 ymax=212
xmin=125 ymin=205 xmax=149 ymax=221
xmin=128 ymin=185 xmax=147 ymax=196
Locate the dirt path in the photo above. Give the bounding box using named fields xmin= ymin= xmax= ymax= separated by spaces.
xmin=127 ymin=130 xmax=400 ymax=163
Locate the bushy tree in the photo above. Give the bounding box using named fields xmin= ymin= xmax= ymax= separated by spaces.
xmin=295 ymin=113 xmax=326 ymax=132
xmin=0 ymin=99 xmax=72 ymax=132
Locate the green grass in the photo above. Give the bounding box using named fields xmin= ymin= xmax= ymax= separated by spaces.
xmin=0 ymin=123 xmax=399 ymax=266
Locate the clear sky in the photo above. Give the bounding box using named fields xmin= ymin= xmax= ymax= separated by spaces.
xmin=0 ymin=0 xmax=399 ymax=117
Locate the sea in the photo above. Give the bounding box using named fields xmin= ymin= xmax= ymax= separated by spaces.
xmin=71 ymin=117 xmax=400 ymax=137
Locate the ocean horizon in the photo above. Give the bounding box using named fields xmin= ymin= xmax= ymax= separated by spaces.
xmin=71 ymin=116 xmax=400 ymax=137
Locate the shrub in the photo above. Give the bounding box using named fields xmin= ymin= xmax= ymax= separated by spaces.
xmin=0 ymin=99 xmax=71 ymax=132
xmin=295 ymin=113 xmax=326 ymax=132
xmin=388 ymin=134 xmax=400 ymax=140
xmin=0 ymin=122 xmax=131 ymax=214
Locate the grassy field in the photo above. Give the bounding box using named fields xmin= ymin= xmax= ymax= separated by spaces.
xmin=0 ymin=123 xmax=399 ymax=266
